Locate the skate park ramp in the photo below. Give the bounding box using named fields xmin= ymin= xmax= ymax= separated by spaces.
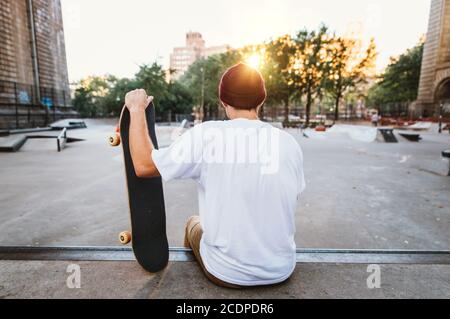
xmin=403 ymin=122 xmax=433 ymax=131
xmin=0 ymin=135 xmax=28 ymax=152
xmin=50 ymin=119 xmax=87 ymax=130
xmin=307 ymin=125 xmax=378 ymax=143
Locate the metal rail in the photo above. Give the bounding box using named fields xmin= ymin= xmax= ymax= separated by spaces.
xmin=1 ymin=246 xmax=450 ymax=264
xmin=57 ymin=128 xmax=67 ymax=152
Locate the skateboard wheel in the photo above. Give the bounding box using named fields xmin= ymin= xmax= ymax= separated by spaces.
xmin=119 ymin=231 xmax=132 ymax=245
xmin=109 ymin=133 xmax=121 ymax=147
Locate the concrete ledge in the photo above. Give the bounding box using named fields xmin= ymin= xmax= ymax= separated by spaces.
xmin=399 ymin=132 xmax=422 ymax=142
xmin=10 ymin=127 xmax=52 ymax=135
xmin=443 ymin=150 xmax=450 ymax=176
xmin=0 ymin=135 xmax=27 ymax=152
xmin=2 ymin=246 xmax=450 ymax=265
xmin=0 ymin=260 xmax=449 ymax=298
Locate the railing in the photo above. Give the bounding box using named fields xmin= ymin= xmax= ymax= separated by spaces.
xmin=378 ymin=102 xmax=411 ymax=118
xmin=57 ymin=128 xmax=67 ymax=152
xmin=0 ymin=80 xmax=71 ymax=106
xmin=0 ymin=80 xmax=73 ymax=129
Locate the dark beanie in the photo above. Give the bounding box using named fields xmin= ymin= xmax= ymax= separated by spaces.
xmin=219 ymin=63 xmax=267 ymax=109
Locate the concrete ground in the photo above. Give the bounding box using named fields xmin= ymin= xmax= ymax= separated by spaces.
xmin=1 ymin=260 xmax=449 ymax=299
xmin=0 ymin=119 xmax=449 ymax=249
xmin=1 ymin=119 xmax=450 ymax=299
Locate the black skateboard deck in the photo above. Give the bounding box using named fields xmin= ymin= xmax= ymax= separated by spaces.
xmin=113 ymin=103 xmax=169 ymax=273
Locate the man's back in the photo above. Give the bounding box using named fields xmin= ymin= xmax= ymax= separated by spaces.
xmin=128 ymin=63 xmax=305 ymax=287
xmin=153 ymin=119 xmax=305 ymax=285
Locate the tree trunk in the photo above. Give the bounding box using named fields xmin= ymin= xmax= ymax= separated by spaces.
xmin=305 ymin=89 xmax=312 ymax=127
xmin=284 ymin=97 xmax=289 ymax=124
xmin=202 ymin=105 xmax=208 ymax=122
xmin=333 ymin=93 xmax=341 ymax=124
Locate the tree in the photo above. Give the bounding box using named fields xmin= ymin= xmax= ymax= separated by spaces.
xmin=163 ymin=81 xmax=194 ymax=118
xmin=289 ymin=25 xmax=330 ymax=126
xmin=324 ymin=37 xmax=377 ymax=122
xmin=367 ymin=41 xmax=424 ymax=107
xmin=135 ymin=63 xmax=173 ymax=119
xmin=73 ymin=62 xmax=195 ymax=120
xmin=101 ymin=78 xmax=136 ymax=116
xmin=263 ymin=35 xmax=295 ymax=122
xmin=180 ymin=58 xmax=215 ymax=120
xmin=180 ymin=52 xmax=240 ymax=120
xmin=73 ymin=75 xmax=118 ymax=117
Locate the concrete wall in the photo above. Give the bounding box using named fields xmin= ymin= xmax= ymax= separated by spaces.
xmin=415 ymin=0 xmax=450 ymax=117
xmin=0 ymin=0 xmax=34 ymax=86
xmin=32 ymin=0 xmax=70 ymax=93
xmin=0 ymin=0 xmax=72 ymax=129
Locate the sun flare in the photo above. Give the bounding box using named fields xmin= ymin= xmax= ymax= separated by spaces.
xmin=246 ymin=54 xmax=261 ymax=69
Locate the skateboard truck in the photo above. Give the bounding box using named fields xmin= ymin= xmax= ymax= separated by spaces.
xmin=119 ymin=231 xmax=132 ymax=245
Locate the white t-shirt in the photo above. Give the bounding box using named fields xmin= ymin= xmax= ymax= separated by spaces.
xmin=152 ymin=119 xmax=305 ymax=286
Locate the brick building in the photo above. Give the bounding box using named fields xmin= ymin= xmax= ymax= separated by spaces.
xmin=0 ymin=0 xmax=73 ymax=130
xmin=414 ymin=0 xmax=450 ymax=118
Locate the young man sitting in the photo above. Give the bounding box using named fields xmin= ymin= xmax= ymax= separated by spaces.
xmin=125 ymin=63 xmax=305 ymax=288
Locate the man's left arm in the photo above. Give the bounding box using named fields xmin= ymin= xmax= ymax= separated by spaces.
xmin=125 ymin=89 xmax=160 ymax=178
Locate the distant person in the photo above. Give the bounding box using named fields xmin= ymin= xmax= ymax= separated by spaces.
xmin=124 ymin=63 xmax=305 ymax=288
xmin=371 ymin=113 xmax=380 ymax=127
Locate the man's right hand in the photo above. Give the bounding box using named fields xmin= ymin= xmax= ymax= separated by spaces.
xmin=125 ymin=89 xmax=154 ymax=113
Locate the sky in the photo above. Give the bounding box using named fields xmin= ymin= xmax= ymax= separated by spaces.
xmin=61 ymin=0 xmax=431 ymax=82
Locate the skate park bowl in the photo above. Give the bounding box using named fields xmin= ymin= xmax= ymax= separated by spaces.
xmin=301 ymin=123 xmax=438 ymax=144
xmin=303 ymin=124 xmax=378 ymax=142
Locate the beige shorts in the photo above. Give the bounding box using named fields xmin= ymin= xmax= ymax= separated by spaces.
xmin=184 ymin=216 xmax=243 ymax=289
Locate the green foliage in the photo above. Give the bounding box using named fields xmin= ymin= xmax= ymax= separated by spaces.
xmin=73 ymin=25 xmax=418 ymax=123
xmin=73 ymin=63 xmax=193 ymax=119
xmin=101 ymin=78 xmax=137 ymax=116
xmin=323 ymin=37 xmax=377 ymax=121
xmin=179 ymin=52 xmax=241 ymax=119
xmin=367 ymin=42 xmax=424 ymax=107
xmin=162 ymin=81 xmax=194 ymax=117
xmin=180 ymin=24 xmax=375 ymax=124
xmin=289 ymin=25 xmax=331 ymax=124
xmin=72 ymin=75 xmax=119 ymax=117
xmin=135 ymin=63 xmax=171 ymax=116
xmin=263 ymin=36 xmax=295 ymax=121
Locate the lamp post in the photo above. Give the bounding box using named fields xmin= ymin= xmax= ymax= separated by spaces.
xmin=200 ymin=67 xmax=205 ymax=122
xmin=439 ymin=102 xmax=443 ymax=134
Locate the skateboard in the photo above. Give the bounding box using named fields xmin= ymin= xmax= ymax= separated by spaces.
xmin=109 ymin=102 xmax=169 ymax=273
